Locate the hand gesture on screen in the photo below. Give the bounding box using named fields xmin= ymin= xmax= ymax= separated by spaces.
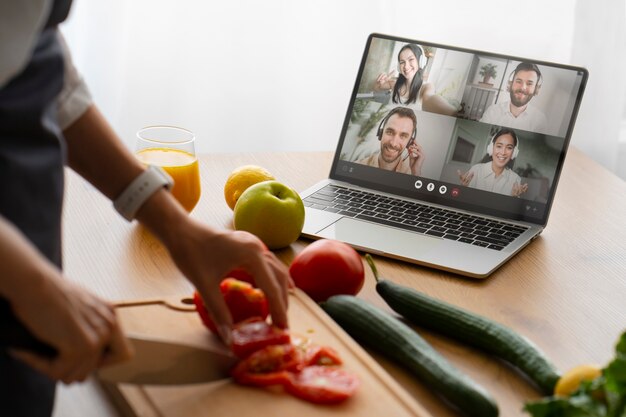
xmin=511 ymin=182 xmax=529 ymax=197
xmin=408 ymin=141 xmax=425 ymax=176
xmin=375 ymin=70 xmax=398 ymax=91
xmin=457 ymin=169 xmax=474 ymax=186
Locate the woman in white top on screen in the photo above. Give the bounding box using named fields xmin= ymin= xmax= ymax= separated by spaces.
xmin=457 ymin=128 xmax=529 ymax=197
xmin=374 ymin=43 xmax=457 ymax=116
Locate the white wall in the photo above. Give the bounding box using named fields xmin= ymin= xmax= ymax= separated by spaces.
xmin=62 ymin=0 xmax=590 ymax=156
xmin=569 ymin=0 xmax=626 ymax=173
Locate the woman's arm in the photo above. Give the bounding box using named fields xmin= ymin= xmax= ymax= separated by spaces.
xmin=63 ymin=106 xmax=290 ymax=342
xmin=0 ymin=216 xmax=132 ymax=382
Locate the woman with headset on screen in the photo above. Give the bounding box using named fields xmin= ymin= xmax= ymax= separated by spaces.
xmin=374 ymin=43 xmax=457 ymax=116
xmin=457 ymin=128 xmax=529 ymax=197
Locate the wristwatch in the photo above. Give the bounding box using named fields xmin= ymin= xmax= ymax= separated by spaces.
xmin=113 ymin=165 xmax=174 ymax=221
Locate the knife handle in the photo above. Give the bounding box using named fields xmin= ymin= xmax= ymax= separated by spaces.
xmin=0 ymin=299 xmax=57 ymax=358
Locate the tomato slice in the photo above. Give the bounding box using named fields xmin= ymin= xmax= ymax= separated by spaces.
xmin=290 ymin=335 xmax=343 ymax=368
xmin=303 ymin=345 xmax=343 ymax=367
xmin=193 ymin=279 xmax=268 ymax=333
xmin=285 ymin=366 xmax=360 ymax=404
xmin=231 ymin=318 xmax=291 ymax=358
xmin=231 ymin=344 xmax=299 ymax=387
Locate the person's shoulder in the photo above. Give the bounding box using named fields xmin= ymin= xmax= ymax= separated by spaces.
xmin=420 ymin=82 xmax=435 ymax=97
xmin=480 ymin=101 xmax=502 ymax=121
xmin=505 ymin=167 xmax=521 ymax=180
xmin=356 ymin=152 xmax=378 ymax=166
xmin=529 ymin=104 xmax=548 ymax=122
xmin=470 ymin=161 xmax=486 ymax=173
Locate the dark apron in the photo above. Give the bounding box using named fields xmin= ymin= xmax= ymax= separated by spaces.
xmin=0 ymin=1 xmax=73 ymax=415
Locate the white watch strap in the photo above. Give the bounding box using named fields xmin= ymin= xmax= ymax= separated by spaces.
xmin=113 ymin=165 xmax=174 ymax=222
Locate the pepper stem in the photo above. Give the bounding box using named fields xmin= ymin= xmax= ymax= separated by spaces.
xmin=364 ymin=254 xmax=381 ymax=283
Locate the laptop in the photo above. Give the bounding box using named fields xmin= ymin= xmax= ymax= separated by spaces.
xmin=299 ymin=33 xmax=588 ymax=278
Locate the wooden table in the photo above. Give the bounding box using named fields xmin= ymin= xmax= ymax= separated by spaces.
xmin=54 ymin=148 xmax=626 ymax=417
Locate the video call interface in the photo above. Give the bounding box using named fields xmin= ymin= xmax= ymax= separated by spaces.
xmin=334 ymin=34 xmax=586 ymax=224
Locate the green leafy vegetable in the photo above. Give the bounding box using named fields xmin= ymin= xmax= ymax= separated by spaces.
xmin=524 ymin=331 xmax=626 ymax=417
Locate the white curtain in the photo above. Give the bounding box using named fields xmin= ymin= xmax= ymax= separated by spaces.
xmin=61 ymin=0 xmax=625 ymax=177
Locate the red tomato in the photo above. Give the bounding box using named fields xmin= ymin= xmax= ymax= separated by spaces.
xmin=231 ymin=318 xmax=291 ymax=358
xmin=223 ymin=243 xmax=268 ymax=287
xmin=193 ymin=278 xmax=268 ymax=333
xmin=285 ymin=366 xmax=360 ymax=404
xmin=225 ymin=268 xmax=256 ymax=286
xmin=231 ymin=344 xmax=299 ymax=387
xmin=302 ymin=345 xmax=343 ymax=367
xmin=289 ymin=239 xmax=364 ymax=302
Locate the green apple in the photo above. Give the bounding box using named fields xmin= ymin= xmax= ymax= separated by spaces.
xmin=233 ymin=180 xmax=305 ymax=250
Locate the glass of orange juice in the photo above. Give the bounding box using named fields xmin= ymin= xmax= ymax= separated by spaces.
xmin=135 ymin=126 xmax=201 ymax=212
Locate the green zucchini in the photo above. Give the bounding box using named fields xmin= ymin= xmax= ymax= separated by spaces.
xmin=365 ymin=255 xmax=560 ymax=395
xmin=321 ymin=295 xmax=499 ymax=417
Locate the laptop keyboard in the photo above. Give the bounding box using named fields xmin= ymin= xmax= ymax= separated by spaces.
xmin=303 ymin=185 xmax=529 ymax=251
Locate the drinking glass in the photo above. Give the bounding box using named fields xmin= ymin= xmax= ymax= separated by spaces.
xmin=135 ymin=126 xmax=201 ymax=212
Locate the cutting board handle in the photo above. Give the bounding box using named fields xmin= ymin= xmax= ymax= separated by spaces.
xmin=114 ymin=296 xmax=196 ymax=312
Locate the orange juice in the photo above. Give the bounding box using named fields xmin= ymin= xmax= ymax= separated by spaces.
xmin=136 ymin=147 xmax=201 ymax=212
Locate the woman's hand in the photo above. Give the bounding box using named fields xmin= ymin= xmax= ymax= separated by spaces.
xmin=1 ymin=218 xmax=132 ymax=383
xmin=163 ymin=218 xmax=290 ymax=344
xmin=10 ymin=278 xmax=132 ymax=384
xmin=375 ymin=70 xmax=397 ymax=91
xmin=511 ymin=182 xmax=529 ymax=197
xmin=457 ymin=169 xmax=474 ymax=186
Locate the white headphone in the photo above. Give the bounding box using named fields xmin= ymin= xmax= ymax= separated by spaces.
xmin=487 ymin=129 xmax=520 ymax=160
xmin=397 ymin=44 xmax=427 ymax=73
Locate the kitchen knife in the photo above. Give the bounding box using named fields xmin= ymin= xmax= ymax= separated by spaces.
xmin=0 ymin=302 xmax=238 ymax=385
xmin=97 ymin=334 xmax=238 ymax=385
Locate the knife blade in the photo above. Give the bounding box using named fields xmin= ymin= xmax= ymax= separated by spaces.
xmin=0 ymin=302 xmax=238 ymax=385
xmin=97 ymin=334 xmax=238 ymax=385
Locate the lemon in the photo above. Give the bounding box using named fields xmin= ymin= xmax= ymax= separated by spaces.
xmin=554 ymin=364 xmax=602 ymax=396
xmin=224 ymin=165 xmax=275 ymax=210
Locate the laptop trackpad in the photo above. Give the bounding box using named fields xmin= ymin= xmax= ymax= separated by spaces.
xmin=317 ymin=217 xmax=441 ymax=258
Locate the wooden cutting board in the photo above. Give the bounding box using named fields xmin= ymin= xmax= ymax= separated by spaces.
xmin=98 ymin=289 xmax=432 ymax=417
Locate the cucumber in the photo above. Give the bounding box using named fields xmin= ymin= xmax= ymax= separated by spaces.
xmin=365 ymin=255 xmax=560 ymax=395
xmin=321 ymin=295 xmax=499 ymax=417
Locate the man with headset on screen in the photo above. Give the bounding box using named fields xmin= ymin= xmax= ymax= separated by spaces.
xmin=480 ymin=62 xmax=548 ymax=134
xmin=356 ymin=107 xmax=426 ymax=176
xmin=457 ymin=127 xmax=529 ymax=197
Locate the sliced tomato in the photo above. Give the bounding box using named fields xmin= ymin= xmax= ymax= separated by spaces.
xmin=285 ymin=366 xmax=360 ymax=404
xmin=221 ymin=278 xmax=268 ymax=323
xmin=231 ymin=344 xmax=299 ymax=387
xmin=193 ymin=278 xmax=268 ymax=333
xmin=303 ymin=345 xmax=343 ymax=367
xmin=233 ymin=369 xmax=291 ymax=387
xmin=225 ymin=268 xmax=256 ymax=286
xmin=290 ymin=336 xmax=343 ymax=368
xmin=193 ymin=291 xmax=213 ymax=330
xmin=231 ymin=318 xmax=291 ymax=358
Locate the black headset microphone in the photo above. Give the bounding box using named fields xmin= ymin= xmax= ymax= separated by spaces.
xmin=376 ymin=108 xmax=418 ymax=162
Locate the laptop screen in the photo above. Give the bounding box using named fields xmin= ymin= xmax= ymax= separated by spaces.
xmin=330 ymin=33 xmax=587 ymax=226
